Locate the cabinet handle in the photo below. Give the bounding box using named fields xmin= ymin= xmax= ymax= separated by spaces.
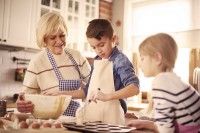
xmin=3 ymin=39 xmax=6 ymax=42
xmin=0 ymin=38 xmax=1 ymax=41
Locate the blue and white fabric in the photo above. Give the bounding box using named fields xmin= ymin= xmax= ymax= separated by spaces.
xmin=46 ymin=49 xmax=81 ymax=116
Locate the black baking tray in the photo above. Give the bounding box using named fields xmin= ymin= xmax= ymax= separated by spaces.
xmin=63 ymin=122 xmax=136 ymax=133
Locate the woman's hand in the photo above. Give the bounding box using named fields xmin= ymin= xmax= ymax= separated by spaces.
xmin=16 ymin=94 xmax=34 ymax=113
xmin=41 ymin=88 xmax=61 ymax=96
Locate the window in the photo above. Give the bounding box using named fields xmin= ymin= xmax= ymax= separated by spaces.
xmin=124 ymin=0 xmax=192 ymax=102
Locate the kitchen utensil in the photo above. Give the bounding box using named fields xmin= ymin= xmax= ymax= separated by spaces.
xmin=25 ymin=94 xmax=72 ymax=119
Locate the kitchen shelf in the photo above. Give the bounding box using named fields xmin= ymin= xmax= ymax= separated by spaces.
xmin=0 ymin=44 xmax=40 ymax=52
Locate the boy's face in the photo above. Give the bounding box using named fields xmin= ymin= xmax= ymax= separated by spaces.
xmin=88 ymin=36 xmax=114 ymax=59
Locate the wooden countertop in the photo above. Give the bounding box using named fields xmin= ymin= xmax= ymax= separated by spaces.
xmin=4 ymin=102 xmax=153 ymax=133
xmin=0 ymin=128 xmax=80 ymax=133
xmin=7 ymin=103 xmax=16 ymax=109
xmin=128 ymin=103 xmax=148 ymax=111
xmin=0 ymin=128 xmax=153 ymax=133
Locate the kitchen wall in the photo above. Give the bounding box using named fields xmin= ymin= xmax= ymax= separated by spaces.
xmin=99 ymin=0 xmax=112 ymax=20
xmin=112 ymin=0 xmax=124 ymax=50
xmin=0 ymin=49 xmax=36 ymax=98
xmin=99 ymin=0 xmax=125 ymax=50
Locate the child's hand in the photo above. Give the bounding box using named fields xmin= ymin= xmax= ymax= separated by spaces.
xmin=127 ymin=120 xmax=158 ymax=132
xmin=89 ymin=91 xmax=98 ymax=103
xmin=94 ymin=91 xmax=110 ymax=102
xmin=127 ymin=120 xmax=148 ymax=129
xmin=90 ymin=88 xmax=111 ymax=102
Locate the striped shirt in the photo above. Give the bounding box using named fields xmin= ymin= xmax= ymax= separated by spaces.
xmin=22 ymin=48 xmax=91 ymax=94
xmin=152 ymin=72 xmax=200 ymax=133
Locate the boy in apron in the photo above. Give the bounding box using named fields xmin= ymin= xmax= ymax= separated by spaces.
xmin=83 ymin=19 xmax=140 ymax=125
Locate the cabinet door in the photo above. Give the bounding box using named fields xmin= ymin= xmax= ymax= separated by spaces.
xmin=66 ymin=0 xmax=81 ymax=50
xmin=39 ymin=0 xmax=65 ymax=17
xmin=65 ymin=0 xmax=99 ymax=57
xmin=0 ymin=0 xmax=4 ymax=42
xmin=82 ymin=0 xmax=99 ymax=56
xmin=3 ymin=0 xmax=34 ymax=47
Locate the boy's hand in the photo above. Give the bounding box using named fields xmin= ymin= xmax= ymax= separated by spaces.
xmin=94 ymin=91 xmax=111 ymax=102
xmin=90 ymin=88 xmax=111 ymax=102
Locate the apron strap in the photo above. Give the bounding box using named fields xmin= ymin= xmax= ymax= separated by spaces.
xmin=64 ymin=49 xmax=83 ymax=79
xmin=63 ymin=100 xmax=80 ymax=116
xmin=46 ymin=49 xmax=63 ymax=80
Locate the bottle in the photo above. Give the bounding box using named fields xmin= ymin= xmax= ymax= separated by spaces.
xmin=0 ymin=100 xmax=7 ymax=117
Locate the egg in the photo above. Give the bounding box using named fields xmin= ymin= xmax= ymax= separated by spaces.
xmin=19 ymin=121 xmax=29 ymax=129
xmin=48 ymin=119 xmax=54 ymax=124
xmin=54 ymin=123 xmax=62 ymax=128
xmin=43 ymin=122 xmax=52 ymax=128
xmin=31 ymin=122 xmax=40 ymax=129
xmin=37 ymin=119 xmax=43 ymax=125
xmin=26 ymin=119 xmax=33 ymax=125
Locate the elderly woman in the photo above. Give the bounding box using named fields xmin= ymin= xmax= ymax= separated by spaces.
xmin=16 ymin=12 xmax=91 ymax=117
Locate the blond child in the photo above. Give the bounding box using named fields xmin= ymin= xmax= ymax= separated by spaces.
xmin=128 ymin=33 xmax=200 ymax=133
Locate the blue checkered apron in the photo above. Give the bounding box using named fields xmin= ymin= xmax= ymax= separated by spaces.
xmin=46 ymin=49 xmax=81 ymax=116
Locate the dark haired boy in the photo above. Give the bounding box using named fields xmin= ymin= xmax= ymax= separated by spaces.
xmin=84 ymin=19 xmax=140 ymax=114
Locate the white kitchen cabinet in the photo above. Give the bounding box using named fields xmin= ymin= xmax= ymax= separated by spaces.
xmin=0 ymin=0 xmax=36 ymax=48
xmin=0 ymin=0 xmax=99 ymax=52
xmin=39 ymin=0 xmax=65 ymax=16
xmin=66 ymin=0 xmax=99 ymax=57
xmin=0 ymin=0 xmax=4 ymax=43
xmin=0 ymin=0 xmax=66 ymax=50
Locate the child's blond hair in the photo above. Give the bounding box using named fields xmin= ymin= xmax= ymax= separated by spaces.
xmin=139 ymin=33 xmax=178 ymax=72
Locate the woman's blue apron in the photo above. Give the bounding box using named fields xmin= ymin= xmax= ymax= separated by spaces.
xmin=47 ymin=49 xmax=82 ymax=116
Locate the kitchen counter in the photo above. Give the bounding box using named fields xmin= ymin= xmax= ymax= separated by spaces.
xmin=0 ymin=128 xmax=154 ymax=133
xmin=0 ymin=128 xmax=79 ymax=133
xmin=128 ymin=103 xmax=148 ymax=111
xmin=3 ymin=103 xmax=153 ymax=133
xmin=7 ymin=102 xmax=16 ymax=108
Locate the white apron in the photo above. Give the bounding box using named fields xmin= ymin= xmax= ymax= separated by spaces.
xmin=84 ymin=60 xmax=125 ymax=125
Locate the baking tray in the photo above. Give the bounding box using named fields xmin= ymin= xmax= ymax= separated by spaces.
xmin=63 ymin=121 xmax=136 ymax=133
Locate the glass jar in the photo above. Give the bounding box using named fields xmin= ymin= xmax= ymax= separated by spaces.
xmin=0 ymin=100 xmax=7 ymax=117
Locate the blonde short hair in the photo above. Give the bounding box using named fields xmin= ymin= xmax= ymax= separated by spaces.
xmin=36 ymin=12 xmax=67 ymax=48
xmin=139 ymin=33 xmax=178 ymax=72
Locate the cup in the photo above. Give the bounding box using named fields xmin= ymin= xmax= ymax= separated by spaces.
xmin=0 ymin=100 xmax=7 ymax=117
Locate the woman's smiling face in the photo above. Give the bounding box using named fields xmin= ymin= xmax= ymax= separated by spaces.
xmin=44 ymin=29 xmax=66 ymax=55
